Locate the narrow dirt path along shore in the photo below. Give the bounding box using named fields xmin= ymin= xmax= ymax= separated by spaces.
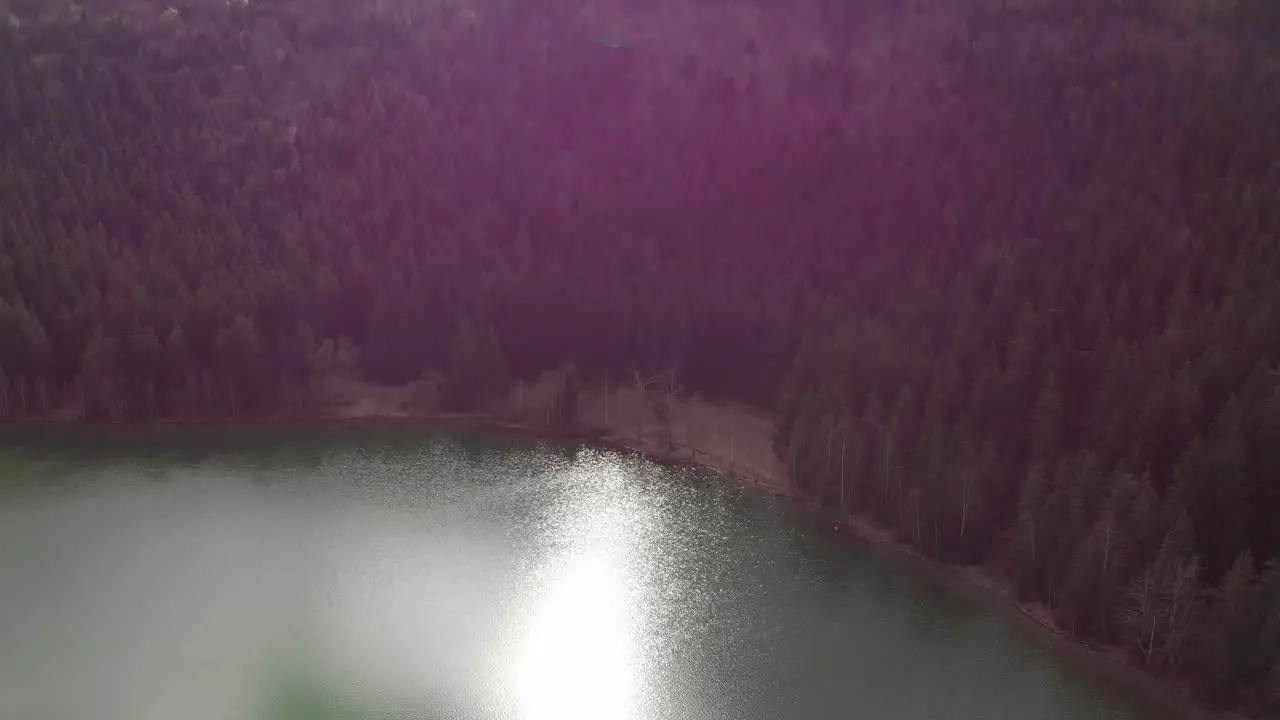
xmin=576 ymin=384 xmax=789 ymax=495
xmin=319 ymin=373 xmax=788 ymax=494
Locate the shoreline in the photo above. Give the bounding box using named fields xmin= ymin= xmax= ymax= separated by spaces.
xmin=565 ymin=428 xmax=1216 ymax=720
xmin=339 ymin=402 xmax=1229 ymax=720
xmin=0 ymin=387 xmax=1225 ymax=720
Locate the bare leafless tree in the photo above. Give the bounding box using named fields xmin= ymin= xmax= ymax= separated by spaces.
xmin=837 ymin=412 xmax=851 ymax=518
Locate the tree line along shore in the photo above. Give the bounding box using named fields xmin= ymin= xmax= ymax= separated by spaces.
xmin=3 ymin=0 xmax=1280 ymax=714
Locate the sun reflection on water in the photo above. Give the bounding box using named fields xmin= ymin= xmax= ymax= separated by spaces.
xmin=514 ymin=453 xmax=642 ymax=720
xmin=516 ymin=550 xmax=635 ymax=720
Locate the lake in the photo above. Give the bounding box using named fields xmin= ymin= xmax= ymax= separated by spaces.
xmin=0 ymin=424 xmax=1173 ymax=720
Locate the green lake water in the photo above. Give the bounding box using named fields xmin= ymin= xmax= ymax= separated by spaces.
xmin=0 ymin=424 xmax=1174 ymax=720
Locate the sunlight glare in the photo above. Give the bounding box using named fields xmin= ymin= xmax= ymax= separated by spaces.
xmin=515 ymin=456 xmax=640 ymax=720
xmin=516 ymin=548 xmax=636 ymax=720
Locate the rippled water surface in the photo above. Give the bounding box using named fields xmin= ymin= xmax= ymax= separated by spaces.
xmin=0 ymin=424 xmax=1172 ymax=720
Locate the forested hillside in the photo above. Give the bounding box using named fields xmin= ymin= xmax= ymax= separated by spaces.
xmin=3 ymin=0 xmax=1280 ymax=712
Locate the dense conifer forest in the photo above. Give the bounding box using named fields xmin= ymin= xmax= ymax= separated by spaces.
xmin=3 ymin=0 xmax=1280 ymax=712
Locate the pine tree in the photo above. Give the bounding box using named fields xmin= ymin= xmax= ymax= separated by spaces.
xmin=1193 ymin=552 xmax=1264 ymax=706
xmin=1007 ymin=464 xmax=1051 ymax=600
xmin=548 ymin=364 xmax=580 ymax=433
xmin=884 ymin=384 xmax=917 ymax=524
xmin=441 ymin=318 xmax=511 ymax=412
xmin=162 ymin=324 xmax=192 ymax=417
xmin=1029 ymin=371 xmax=1064 ymax=470
xmin=1059 ymin=499 xmax=1132 ymax=639
xmin=1122 ymin=513 xmax=1203 ymax=673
